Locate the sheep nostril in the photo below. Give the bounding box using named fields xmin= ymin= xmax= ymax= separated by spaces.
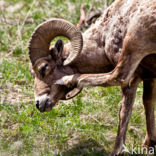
xmin=35 ymin=100 xmax=39 ymax=109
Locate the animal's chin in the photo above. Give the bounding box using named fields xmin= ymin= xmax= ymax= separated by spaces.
xmin=44 ymin=106 xmax=53 ymax=112
xmin=38 ymin=87 xmax=82 ymax=113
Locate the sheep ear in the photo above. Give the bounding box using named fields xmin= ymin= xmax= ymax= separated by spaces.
xmin=65 ymin=87 xmax=82 ymax=100
xmin=50 ymin=39 xmax=64 ymax=60
xmin=55 ymin=39 xmax=64 ymax=54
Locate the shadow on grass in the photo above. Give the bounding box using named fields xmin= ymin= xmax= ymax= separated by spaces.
xmin=62 ymin=138 xmax=108 ymax=156
xmin=61 ymin=138 xmax=139 ymax=156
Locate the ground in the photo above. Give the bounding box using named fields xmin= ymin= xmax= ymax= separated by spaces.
xmin=0 ymin=0 xmax=154 ymax=155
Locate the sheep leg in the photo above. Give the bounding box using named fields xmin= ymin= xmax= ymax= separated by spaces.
xmin=79 ymin=35 xmax=156 ymax=88
xmin=111 ymin=76 xmax=141 ymax=156
xmin=57 ymin=51 xmax=147 ymax=88
xmin=142 ymin=79 xmax=156 ymax=148
xmin=57 ymin=36 xmax=155 ymax=88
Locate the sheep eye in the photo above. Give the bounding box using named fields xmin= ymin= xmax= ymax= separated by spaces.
xmin=40 ymin=64 xmax=48 ymax=78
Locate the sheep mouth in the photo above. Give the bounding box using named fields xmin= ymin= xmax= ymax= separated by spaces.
xmin=39 ymin=99 xmax=53 ymax=113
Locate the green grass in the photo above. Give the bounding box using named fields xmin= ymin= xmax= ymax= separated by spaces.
xmin=0 ymin=0 xmax=155 ymax=155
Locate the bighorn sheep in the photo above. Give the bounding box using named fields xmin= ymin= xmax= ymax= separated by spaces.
xmin=29 ymin=0 xmax=156 ymax=155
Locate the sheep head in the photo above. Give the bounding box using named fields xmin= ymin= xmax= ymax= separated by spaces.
xmin=29 ymin=19 xmax=83 ymax=112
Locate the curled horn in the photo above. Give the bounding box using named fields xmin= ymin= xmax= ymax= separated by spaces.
xmin=29 ymin=18 xmax=83 ymax=66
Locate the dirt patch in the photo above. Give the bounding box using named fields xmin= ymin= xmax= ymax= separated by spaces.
xmin=0 ymin=83 xmax=33 ymax=105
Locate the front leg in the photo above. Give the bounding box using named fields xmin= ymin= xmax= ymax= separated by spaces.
xmin=56 ymin=75 xmax=141 ymax=155
xmin=142 ymin=79 xmax=156 ymax=148
xmin=111 ymin=77 xmax=141 ymax=156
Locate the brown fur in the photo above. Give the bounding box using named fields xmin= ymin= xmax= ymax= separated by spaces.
xmin=31 ymin=0 xmax=156 ymax=155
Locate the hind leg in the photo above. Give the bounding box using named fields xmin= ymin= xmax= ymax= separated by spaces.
xmin=57 ymin=36 xmax=153 ymax=88
xmin=57 ymin=15 xmax=156 ymax=88
xmin=142 ymin=79 xmax=156 ymax=148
